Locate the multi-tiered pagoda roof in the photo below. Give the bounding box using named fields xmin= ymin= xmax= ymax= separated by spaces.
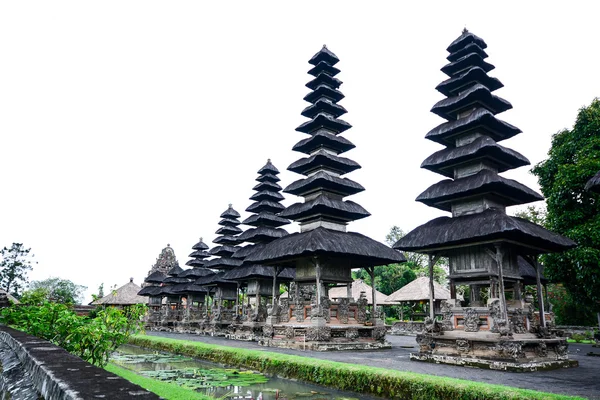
xmin=247 ymin=46 xmax=405 ymax=268
xmin=394 ymin=30 xmax=575 ymax=255
xmin=204 ymin=205 xmax=244 ymax=270
xmin=223 ymin=160 xmax=294 ymax=282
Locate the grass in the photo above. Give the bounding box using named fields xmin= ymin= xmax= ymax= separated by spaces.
xmin=129 ymin=334 xmax=585 ymax=400
xmin=105 ymin=362 xmax=213 ymax=400
xmin=567 ymin=339 xmax=596 ymax=344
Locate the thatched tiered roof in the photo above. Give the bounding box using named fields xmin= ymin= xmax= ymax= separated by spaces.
xmin=394 ymin=30 xmax=575 ymax=255
xmin=247 ymin=46 xmax=405 ymax=269
xmin=93 ymin=278 xmax=146 ymax=305
xmin=384 ymin=277 xmax=452 ymax=303
xmin=204 ymin=205 xmax=243 ymax=270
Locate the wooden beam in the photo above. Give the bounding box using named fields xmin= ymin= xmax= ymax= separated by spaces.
xmin=534 ymin=256 xmax=546 ymax=328
xmin=428 ymin=254 xmax=436 ymax=320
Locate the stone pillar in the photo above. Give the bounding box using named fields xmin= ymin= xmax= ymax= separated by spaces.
xmin=471 ymin=285 xmax=481 ymax=306
xmin=347 ymin=283 xmax=352 ymax=299
xmin=535 ymin=257 xmax=546 ymax=328
xmin=428 ymin=254 xmax=435 ymax=320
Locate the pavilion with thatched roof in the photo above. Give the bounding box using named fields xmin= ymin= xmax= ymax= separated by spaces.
xmin=328 ymin=279 xmax=388 ymax=305
xmin=384 ymin=277 xmax=451 ymax=321
xmin=92 ymin=278 xmax=146 ymax=307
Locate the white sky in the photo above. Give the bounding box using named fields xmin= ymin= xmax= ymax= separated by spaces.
xmin=1 ymin=1 xmax=598 ymax=303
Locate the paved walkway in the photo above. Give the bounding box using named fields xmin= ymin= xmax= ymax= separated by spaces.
xmin=148 ymin=332 xmax=600 ymax=399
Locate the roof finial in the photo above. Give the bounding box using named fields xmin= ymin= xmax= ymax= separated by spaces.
xmin=228 ymin=203 xmax=232 ymax=208
xmin=322 ymin=44 xmax=327 ymax=49
xmin=463 ymin=26 xmax=468 ymax=34
xmin=267 ymin=158 xmax=271 ymax=163
xmin=130 ymin=277 xmax=134 ymax=283
xmin=199 ymin=237 xmax=203 ymax=242
xmin=167 ymin=243 xmax=170 ymax=247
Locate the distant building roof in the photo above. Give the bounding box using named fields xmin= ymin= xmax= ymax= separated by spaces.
xmin=328 ymin=279 xmax=388 ymax=305
xmin=92 ymin=278 xmax=145 ymax=306
xmin=384 ymin=277 xmax=452 ymax=303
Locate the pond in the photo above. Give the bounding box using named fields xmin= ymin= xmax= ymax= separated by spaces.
xmin=111 ymin=345 xmax=380 ymax=400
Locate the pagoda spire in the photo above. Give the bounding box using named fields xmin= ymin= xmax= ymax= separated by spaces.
xmin=281 ymin=45 xmax=369 ymax=233
xmin=204 ymin=204 xmax=243 ymax=270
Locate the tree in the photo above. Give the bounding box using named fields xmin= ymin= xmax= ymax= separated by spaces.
xmin=512 ymin=205 xmax=547 ymax=226
xmin=25 ymin=277 xmax=87 ymax=304
xmin=531 ymin=98 xmax=600 ymax=325
xmin=0 ymin=243 xmax=36 ymax=297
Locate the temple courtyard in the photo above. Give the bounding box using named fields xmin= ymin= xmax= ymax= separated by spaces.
xmin=148 ymin=331 xmax=600 ymax=399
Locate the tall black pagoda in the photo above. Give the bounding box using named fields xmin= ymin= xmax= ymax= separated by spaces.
xmin=200 ymin=205 xmax=243 ymax=325
xmin=393 ymin=30 xmax=576 ymax=370
xmin=223 ymin=160 xmax=294 ymax=327
xmin=247 ymin=46 xmax=405 ymax=342
xmin=176 ymin=238 xmax=212 ymax=320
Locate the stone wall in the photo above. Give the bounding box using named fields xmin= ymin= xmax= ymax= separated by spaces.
xmin=0 ymin=325 xmax=159 ymax=400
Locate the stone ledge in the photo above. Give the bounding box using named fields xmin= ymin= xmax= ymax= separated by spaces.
xmin=0 ymin=325 xmax=159 ymax=399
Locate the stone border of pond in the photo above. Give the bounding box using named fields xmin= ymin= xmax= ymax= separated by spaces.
xmin=129 ymin=334 xmax=584 ymax=400
xmin=0 ymin=325 xmax=159 ymax=400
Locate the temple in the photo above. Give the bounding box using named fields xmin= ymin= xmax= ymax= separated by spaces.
xmin=393 ymin=30 xmax=577 ymax=371
xmin=246 ymin=46 xmax=406 ymax=350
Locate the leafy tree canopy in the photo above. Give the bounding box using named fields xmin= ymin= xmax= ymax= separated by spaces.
xmin=0 ymin=243 xmax=36 ymax=298
xmin=23 ymin=277 xmax=87 ymax=305
xmin=531 ymin=98 xmax=600 ymax=312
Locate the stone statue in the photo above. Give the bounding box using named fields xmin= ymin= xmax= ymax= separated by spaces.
xmin=463 ymin=308 xmax=479 ymax=332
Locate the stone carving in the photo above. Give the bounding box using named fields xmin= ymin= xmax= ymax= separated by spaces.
xmin=456 ymin=339 xmax=470 ymax=353
xmin=346 ymin=328 xmax=359 ymax=339
xmin=424 ymin=317 xmax=443 ymax=334
xmin=279 ymin=299 xmax=290 ymax=323
xmin=284 ymin=326 xmax=295 ymax=339
xmin=267 ymin=302 xmax=280 ymax=317
xmin=294 ymin=301 xmax=305 ymax=323
xmin=263 ymin=324 xmax=274 ymax=338
xmin=416 ymin=334 xmax=434 ymax=351
xmin=373 ymin=326 xmax=387 ymax=340
xmin=338 ymin=298 xmax=349 ymax=324
xmin=356 ymin=293 xmax=368 ymax=323
xmin=463 ymin=308 xmax=480 ymax=332
xmin=535 ymin=342 xmax=548 ymax=358
xmin=310 ymin=302 xmax=324 ymax=319
xmin=321 ymin=297 xmax=331 ymax=322
xmin=496 ymin=341 xmax=525 ymax=359
xmin=306 ymin=326 xmax=331 ymax=341
xmin=555 ymin=341 xmax=568 ymax=358
xmin=488 ymin=299 xmax=502 ymax=333
xmin=440 ymin=300 xmax=454 ymax=331
xmin=510 ymin=308 xmax=527 ymax=334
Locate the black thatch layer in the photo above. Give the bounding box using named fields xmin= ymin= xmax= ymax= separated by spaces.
xmin=188 ymin=249 xmax=211 ymax=258
xmin=163 ymin=276 xmax=189 ymax=284
xmin=192 ymin=239 xmax=209 ymax=251
xmin=257 ymin=159 xmax=279 ymax=175
xmin=306 ymin=73 xmax=342 ymax=91
xmin=416 ymin=169 xmax=543 ymax=211
xmin=420 ymin=136 xmax=530 ymax=178
xmin=292 ymin=130 xmax=356 ymax=155
xmin=441 ymin=52 xmax=494 ymax=77
xmin=242 ymin=212 xmax=289 ymax=228
xmin=137 ymin=286 xmax=162 ymax=296
xmin=309 ymin=45 xmax=339 ymax=66
xmin=447 ymin=30 xmax=487 ymax=53
xmin=178 ymin=267 xmax=214 ymax=279
xmin=167 ymin=265 xmax=184 ymax=276
xmin=232 ymin=243 xmax=264 ymax=260
xmin=249 ymin=190 xmax=285 ymax=202
xmin=172 ymin=283 xmax=208 ymax=294
xmin=280 ymin=195 xmax=370 ymax=222
xmin=144 ymin=271 xmax=166 ymax=284
xmin=215 ymin=225 xmax=243 ymax=236
xmin=195 ymin=272 xmax=236 ymax=286
xmin=585 ymin=170 xmax=600 ymax=193
xmin=186 ymin=259 xmax=206 ymax=268
xmin=246 ymin=200 xmax=285 ymax=214
xmin=447 ymin=42 xmax=488 ymax=62
xmin=220 ymin=205 xmax=241 ymax=219
xmin=256 ymin=173 xmax=281 ymax=183
xmin=237 ymin=227 xmax=288 ymax=243
xmin=222 ymin=265 xmax=295 ymax=282
xmin=252 ymin=180 xmax=282 ymax=192
xmin=212 ymin=235 xmax=240 ymax=245
xmin=218 ymin=217 xmax=241 ymax=226
xmin=193 ymin=272 xmax=217 ymax=285
xmin=304 ymin=85 xmax=344 ymax=104
xmin=518 ymin=256 xmax=548 ymax=285
xmin=296 ymin=113 xmax=352 ymax=135
xmin=284 ymin=171 xmax=365 ymax=197
xmin=308 ymin=61 xmax=340 ymax=77
xmin=425 ymin=108 xmax=521 ymax=146
xmin=209 ymin=245 xmax=238 ymax=257
xmin=245 ymin=227 xmax=406 ymax=268
xmin=436 ymin=66 xmax=503 ymax=97
xmin=393 ymin=208 xmax=576 ymax=253
xmin=301 ymin=98 xmax=347 ymax=119
xmin=288 ymin=150 xmax=360 ymax=176
xmin=431 ymin=84 xmax=512 ymax=120
xmin=203 ymin=257 xmax=243 ymax=270
xmin=159 ymin=285 xmax=181 ymax=296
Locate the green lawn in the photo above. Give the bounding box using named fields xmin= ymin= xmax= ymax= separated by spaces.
xmin=128 ymin=334 xmax=584 ymax=400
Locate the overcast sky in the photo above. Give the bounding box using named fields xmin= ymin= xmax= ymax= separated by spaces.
xmin=1 ymin=2 xmax=598 ymax=303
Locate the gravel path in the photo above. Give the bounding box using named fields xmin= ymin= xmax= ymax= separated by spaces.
xmin=148 ymin=332 xmax=600 ymax=399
